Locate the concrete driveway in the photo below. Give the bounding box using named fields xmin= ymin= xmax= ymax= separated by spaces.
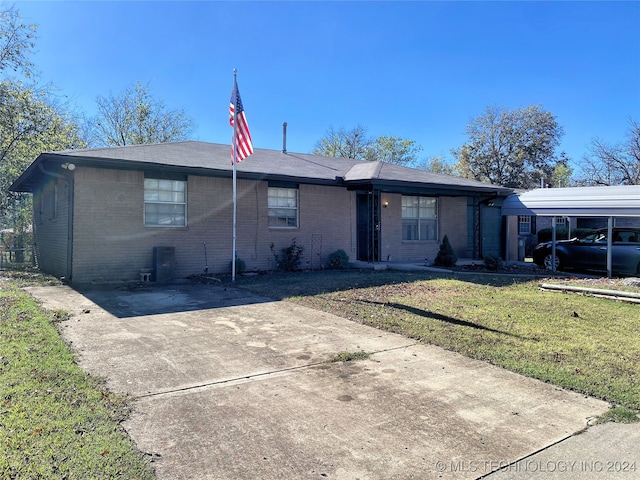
xmin=26 ymin=281 xmax=622 ymax=479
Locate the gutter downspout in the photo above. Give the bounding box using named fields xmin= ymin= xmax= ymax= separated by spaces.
xmin=38 ymin=162 xmax=74 ymax=282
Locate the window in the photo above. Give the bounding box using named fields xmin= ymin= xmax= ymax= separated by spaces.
xmin=555 ymin=216 xmax=566 ymax=226
xmin=40 ymin=184 xmax=58 ymax=222
xmin=268 ymin=187 xmax=298 ymax=228
xmin=518 ymin=215 xmax=532 ymax=234
xmin=402 ymin=196 xmax=437 ymax=241
xmin=144 ymin=178 xmax=186 ymax=227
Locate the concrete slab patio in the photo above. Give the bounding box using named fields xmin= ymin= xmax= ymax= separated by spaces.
xmin=25 ymin=282 xmax=628 ymax=480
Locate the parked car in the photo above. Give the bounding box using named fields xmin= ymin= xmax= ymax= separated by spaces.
xmin=533 ymin=227 xmax=640 ymax=276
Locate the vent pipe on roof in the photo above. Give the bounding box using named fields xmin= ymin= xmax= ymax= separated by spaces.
xmin=282 ymin=122 xmax=287 ymax=154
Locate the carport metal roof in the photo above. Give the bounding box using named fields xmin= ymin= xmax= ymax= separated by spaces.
xmin=502 ymin=185 xmax=640 ymax=217
xmin=502 ymin=185 xmax=640 ymax=277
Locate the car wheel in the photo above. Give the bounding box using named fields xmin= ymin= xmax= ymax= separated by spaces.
xmin=543 ymin=253 xmax=561 ymax=270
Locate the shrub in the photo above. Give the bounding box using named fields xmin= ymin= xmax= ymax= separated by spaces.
xmin=434 ymin=235 xmax=457 ymax=267
xmin=327 ymin=249 xmax=349 ymax=270
xmin=270 ymin=238 xmax=305 ymax=271
xmin=229 ymin=258 xmax=246 ymax=275
xmin=484 ymin=255 xmax=503 ymax=271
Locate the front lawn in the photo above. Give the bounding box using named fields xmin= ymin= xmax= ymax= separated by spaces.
xmin=0 ymin=277 xmax=154 ymax=479
xmin=235 ymin=269 xmax=640 ymax=412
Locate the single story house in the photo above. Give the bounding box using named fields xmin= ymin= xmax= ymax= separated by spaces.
xmin=10 ymin=141 xmax=514 ymax=283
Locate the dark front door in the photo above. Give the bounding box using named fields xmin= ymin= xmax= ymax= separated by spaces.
xmin=481 ymin=204 xmax=503 ymax=258
xmin=356 ymin=192 xmax=380 ymax=262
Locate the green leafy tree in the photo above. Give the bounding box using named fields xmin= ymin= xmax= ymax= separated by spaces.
xmin=0 ymin=80 xmax=85 ymax=255
xmin=88 ymin=81 xmax=196 ymax=147
xmin=550 ymin=152 xmax=573 ymax=187
xmin=414 ymin=155 xmax=457 ymax=175
xmin=313 ymin=126 xmax=422 ymax=166
xmin=452 ymin=105 xmax=564 ymax=189
xmin=1 ymin=7 xmax=84 ymax=259
xmin=367 ymin=135 xmax=422 ymax=166
xmin=576 ymin=119 xmax=640 ymax=186
xmin=312 ymin=125 xmax=372 ymax=159
xmin=0 ymin=6 xmax=37 ymax=78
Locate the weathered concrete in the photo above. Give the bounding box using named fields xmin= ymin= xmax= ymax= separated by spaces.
xmin=486 ymin=422 xmax=640 ymax=480
xmin=25 ymin=282 xmax=625 ymax=480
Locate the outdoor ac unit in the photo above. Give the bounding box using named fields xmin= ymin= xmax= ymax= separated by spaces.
xmin=152 ymin=246 xmax=175 ymax=283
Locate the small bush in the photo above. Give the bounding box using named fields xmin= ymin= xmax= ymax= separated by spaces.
xmin=270 ymin=238 xmax=305 ymax=271
xmin=327 ymin=249 xmax=349 ymax=270
xmin=434 ymin=235 xmax=457 ymax=267
xmin=229 ymin=258 xmax=246 ymax=275
xmin=484 ymin=255 xmax=503 ymax=271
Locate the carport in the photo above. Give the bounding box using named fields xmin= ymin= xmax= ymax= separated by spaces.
xmin=502 ymin=185 xmax=640 ymax=277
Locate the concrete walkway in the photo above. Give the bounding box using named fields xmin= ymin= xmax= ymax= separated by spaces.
xmin=25 ymin=282 xmax=637 ymax=480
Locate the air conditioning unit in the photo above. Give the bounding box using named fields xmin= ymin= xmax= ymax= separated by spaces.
xmin=152 ymin=246 xmax=175 ymax=283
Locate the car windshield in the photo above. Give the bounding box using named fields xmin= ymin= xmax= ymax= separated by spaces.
xmin=580 ymin=232 xmax=607 ymax=243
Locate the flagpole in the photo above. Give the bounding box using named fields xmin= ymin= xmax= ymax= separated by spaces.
xmin=231 ymin=69 xmax=238 ymax=283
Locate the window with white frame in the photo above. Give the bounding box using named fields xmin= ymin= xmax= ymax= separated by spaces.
xmin=555 ymin=216 xmax=566 ymax=226
xmin=144 ymin=178 xmax=186 ymax=227
xmin=518 ymin=215 xmax=531 ymax=234
xmin=268 ymin=187 xmax=298 ymax=228
xmin=402 ymin=196 xmax=437 ymax=241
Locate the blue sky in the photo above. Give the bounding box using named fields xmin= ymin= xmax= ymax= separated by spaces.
xmin=15 ymin=1 xmax=640 ymax=170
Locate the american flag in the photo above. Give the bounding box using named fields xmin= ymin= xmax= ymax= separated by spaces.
xmin=229 ymin=80 xmax=253 ymax=163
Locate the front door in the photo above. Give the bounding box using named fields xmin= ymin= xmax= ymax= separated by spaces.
xmin=356 ymin=192 xmax=380 ymax=262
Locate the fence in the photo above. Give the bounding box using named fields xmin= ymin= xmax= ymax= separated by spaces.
xmin=0 ymin=248 xmax=34 ymax=269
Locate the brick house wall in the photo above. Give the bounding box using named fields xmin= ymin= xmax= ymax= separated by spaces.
xmin=32 ymin=164 xmax=504 ymax=283
xmin=67 ymin=167 xmax=355 ymax=283
xmin=33 ymin=177 xmax=70 ymax=278
xmin=378 ymin=194 xmax=468 ymax=264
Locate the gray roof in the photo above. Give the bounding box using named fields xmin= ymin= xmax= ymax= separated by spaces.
xmin=502 ymin=186 xmax=640 ymax=217
xmin=11 ymin=141 xmax=512 ymax=196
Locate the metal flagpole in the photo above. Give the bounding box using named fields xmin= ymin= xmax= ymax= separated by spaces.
xmin=231 ymin=69 xmax=238 ymax=282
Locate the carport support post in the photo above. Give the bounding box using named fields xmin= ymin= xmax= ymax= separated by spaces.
xmin=607 ymin=216 xmax=613 ymax=278
xmin=551 ymin=216 xmax=557 ymax=272
xmin=505 ymin=215 xmax=510 ymax=265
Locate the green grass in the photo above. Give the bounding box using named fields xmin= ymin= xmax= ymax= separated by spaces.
xmin=0 ymin=278 xmax=154 ymax=479
xmin=594 ymin=406 xmax=639 ymax=424
xmin=326 ymin=350 xmax=371 ymax=363
xmin=235 ymin=269 xmax=640 ymax=413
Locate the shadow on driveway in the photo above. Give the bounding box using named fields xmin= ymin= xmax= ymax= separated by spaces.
xmin=73 ymin=281 xmax=273 ymax=318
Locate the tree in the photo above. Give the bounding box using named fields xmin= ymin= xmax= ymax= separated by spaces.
xmin=313 ymin=126 xmax=421 ymax=166
xmin=89 ymin=81 xmax=195 ymax=147
xmin=576 ymin=119 xmax=640 ymax=186
xmin=368 ymin=135 xmax=422 ymax=166
xmin=414 ymin=155 xmax=457 ymax=175
xmin=0 ymin=80 xmax=85 ymax=217
xmin=1 ymin=7 xmax=83 ymax=262
xmin=550 ymin=152 xmax=573 ymax=188
xmin=312 ymin=125 xmax=372 ymax=159
xmin=0 ymin=6 xmax=37 ymax=78
xmin=452 ymin=105 xmax=564 ymax=189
